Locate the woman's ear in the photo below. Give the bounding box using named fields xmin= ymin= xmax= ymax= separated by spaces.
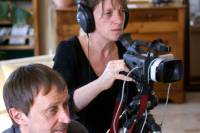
xmin=8 ymin=108 xmax=28 ymax=125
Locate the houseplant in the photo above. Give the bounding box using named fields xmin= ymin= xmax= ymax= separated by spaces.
xmin=0 ymin=1 xmax=32 ymax=25
xmin=0 ymin=1 xmax=10 ymax=21
xmin=0 ymin=51 xmax=6 ymax=60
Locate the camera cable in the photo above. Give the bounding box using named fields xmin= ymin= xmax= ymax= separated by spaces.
xmin=111 ymin=66 xmax=139 ymax=133
xmin=159 ymin=83 xmax=171 ymax=129
xmin=140 ymin=109 xmax=148 ymax=133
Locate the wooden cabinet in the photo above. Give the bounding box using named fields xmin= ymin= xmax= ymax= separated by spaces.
xmin=54 ymin=7 xmax=80 ymax=44
xmin=54 ymin=4 xmax=186 ymax=103
xmin=0 ymin=0 xmax=40 ymax=59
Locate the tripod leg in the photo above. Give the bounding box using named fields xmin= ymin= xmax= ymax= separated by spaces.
xmin=146 ymin=114 xmax=161 ymax=133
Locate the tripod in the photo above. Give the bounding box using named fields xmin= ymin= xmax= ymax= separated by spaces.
xmin=118 ymin=82 xmax=162 ymax=133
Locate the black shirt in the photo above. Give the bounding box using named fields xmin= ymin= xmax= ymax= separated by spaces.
xmin=2 ymin=121 xmax=88 ymax=133
xmin=53 ymin=36 xmax=136 ymax=133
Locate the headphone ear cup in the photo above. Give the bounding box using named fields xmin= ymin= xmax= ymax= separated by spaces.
xmin=76 ymin=4 xmax=95 ymax=33
xmin=124 ymin=10 xmax=129 ymax=29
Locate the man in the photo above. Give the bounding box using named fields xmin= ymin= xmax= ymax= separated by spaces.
xmin=2 ymin=64 xmax=88 ymax=133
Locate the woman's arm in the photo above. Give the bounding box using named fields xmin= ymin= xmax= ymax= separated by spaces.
xmin=74 ymin=60 xmax=133 ymax=111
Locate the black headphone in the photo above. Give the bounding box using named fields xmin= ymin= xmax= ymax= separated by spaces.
xmin=76 ymin=0 xmax=129 ymax=34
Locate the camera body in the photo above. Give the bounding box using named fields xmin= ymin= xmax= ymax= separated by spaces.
xmin=119 ymin=33 xmax=183 ymax=83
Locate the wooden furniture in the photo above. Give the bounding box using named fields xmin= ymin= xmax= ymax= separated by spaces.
xmin=54 ymin=4 xmax=186 ymax=103
xmin=54 ymin=7 xmax=80 ymax=44
xmin=0 ymin=0 xmax=40 ymax=59
xmin=189 ymin=26 xmax=200 ymax=87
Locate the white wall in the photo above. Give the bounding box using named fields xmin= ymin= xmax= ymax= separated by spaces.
xmin=190 ymin=0 xmax=200 ymax=14
xmin=189 ymin=0 xmax=200 ymax=77
xmin=39 ymin=0 xmax=57 ymax=55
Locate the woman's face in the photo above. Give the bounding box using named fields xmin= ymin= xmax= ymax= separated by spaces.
xmin=93 ymin=0 xmax=126 ymax=41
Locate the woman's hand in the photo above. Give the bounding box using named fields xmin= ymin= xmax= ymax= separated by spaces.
xmin=74 ymin=60 xmax=133 ymax=110
xmin=98 ymin=59 xmax=133 ymax=90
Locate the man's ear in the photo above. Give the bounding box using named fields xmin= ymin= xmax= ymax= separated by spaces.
xmin=8 ymin=108 xmax=28 ymax=125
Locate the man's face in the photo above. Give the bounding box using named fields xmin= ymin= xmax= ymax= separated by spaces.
xmin=23 ymin=86 xmax=70 ymax=133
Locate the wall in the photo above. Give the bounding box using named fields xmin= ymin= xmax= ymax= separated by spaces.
xmin=190 ymin=0 xmax=200 ymax=14
xmin=189 ymin=0 xmax=200 ymax=78
xmin=39 ymin=0 xmax=57 ymax=55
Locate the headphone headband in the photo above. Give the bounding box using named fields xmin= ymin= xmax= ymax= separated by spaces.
xmin=76 ymin=0 xmax=129 ymax=33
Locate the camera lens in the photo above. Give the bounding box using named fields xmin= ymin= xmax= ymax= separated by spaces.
xmin=150 ymin=56 xmax=182 ymax=83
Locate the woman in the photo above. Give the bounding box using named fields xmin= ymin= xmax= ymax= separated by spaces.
xmin=53 ymin=0 xmax=136 ymax=132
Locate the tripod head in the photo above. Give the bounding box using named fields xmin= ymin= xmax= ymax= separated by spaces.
xmin=126 ymin=90 xmax=158 ymax=114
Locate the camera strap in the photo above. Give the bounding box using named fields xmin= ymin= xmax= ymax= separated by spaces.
xmin=109 ymin=89 xmax=126 ymax=133
xmin=109 ymin=90 xmax=148 ymax=133
xmin=128 ymin=94 xmax=148 ymax=132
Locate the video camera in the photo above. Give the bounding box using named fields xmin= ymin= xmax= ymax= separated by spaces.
xmin=119 ymin=33 xmax=183 ymax=84
xmin=113 ymin=33 xmax=183 ymax=133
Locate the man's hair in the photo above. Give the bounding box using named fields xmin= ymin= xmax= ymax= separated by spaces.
xmin=3 ymin=64 xmax=67 ymax=124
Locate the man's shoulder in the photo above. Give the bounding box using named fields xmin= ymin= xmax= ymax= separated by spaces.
xmin=2 ymin=125 xmax=20 ymax=133
xmin=2 ymin=121 xmax=87 ymax=133
xmin=68 ymin=120 xmax=88 ymax=133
